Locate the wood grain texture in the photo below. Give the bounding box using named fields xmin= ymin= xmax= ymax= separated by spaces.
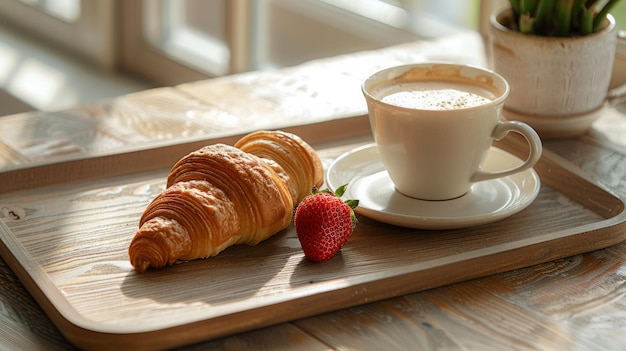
xmin=1 ymin=31 xmax=626 ymax=351
xmin=295 ymin=245 xmax=626 ymax=351
xmin=0 ymin=123 xmax=625 ymax=350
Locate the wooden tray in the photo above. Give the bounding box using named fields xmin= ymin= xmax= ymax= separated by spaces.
xmin=1 ymin=118 xmax=625 ymax=351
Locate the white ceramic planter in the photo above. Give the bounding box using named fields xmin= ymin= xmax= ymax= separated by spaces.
xmin=489 ymin=9 xmax=618 ymax=138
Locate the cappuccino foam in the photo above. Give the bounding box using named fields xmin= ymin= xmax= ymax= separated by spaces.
xmin=381 ymin=88 xmax=491 ymax=110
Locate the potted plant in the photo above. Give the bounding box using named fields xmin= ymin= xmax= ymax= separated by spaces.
xmin=489 ymin=0 xmax=622 ymax=138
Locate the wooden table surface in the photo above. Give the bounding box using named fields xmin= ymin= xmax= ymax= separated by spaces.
xmin=1 ymin=32 xmax=626 ymax=351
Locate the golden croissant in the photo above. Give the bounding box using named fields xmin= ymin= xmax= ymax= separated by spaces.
xmin=128 ymin=130 xmax=324 ymax=272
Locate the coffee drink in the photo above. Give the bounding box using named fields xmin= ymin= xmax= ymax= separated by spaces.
xmin=381 ymin=83 xmax=492 ymax=111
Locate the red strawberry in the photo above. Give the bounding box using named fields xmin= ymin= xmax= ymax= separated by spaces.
xmin=294 ymin=184 xmax=358 ymax=262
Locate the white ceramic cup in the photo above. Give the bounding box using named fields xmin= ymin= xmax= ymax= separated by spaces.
xmin=362 ymin=63 xmax=542 ymax=201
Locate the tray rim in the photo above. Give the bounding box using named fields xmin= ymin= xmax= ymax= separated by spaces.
xmin=2 ymin=214 xmax=625 ymax=350
xmin=1 ymin=118 xmax=626 ymax=350
xmin=0 ymin=116 xmax=373 ymax=196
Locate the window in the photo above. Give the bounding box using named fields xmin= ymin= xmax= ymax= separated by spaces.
xmin=3 ymin=0 xmax=624 ymax=87
xmin=0 ymin=0 xmax=115 ymax=68
xmin=18 ymin=0 xmax=80 ymax=22
xmin=138 ymin=0 xmax=242 ymax=78
xmin=123 ymin=0 xmax=481 ymax=84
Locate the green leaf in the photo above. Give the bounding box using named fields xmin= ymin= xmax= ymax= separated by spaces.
xmin=534 ymin=0 xmax=556 ymax=32
xmin=509 ymin=0 xmax=621 ymax=35
xmin=520 ymin=0 xmax=538 ymax=14
xmin=510 ymin=0 xmax=522 ymax=16
xmin=346 ymin=199 xmax=359 ymax=209
xmin=579 ymin=7 xmax=594 ymax=34
xmin=334 ymin=184 xmax=348 ymax=198
xmin=555 ymin=0 xmax=574 ymax=36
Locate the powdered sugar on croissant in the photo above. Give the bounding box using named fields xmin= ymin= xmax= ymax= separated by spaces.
xmin=128 ymin=131 xmax=323 ymax=272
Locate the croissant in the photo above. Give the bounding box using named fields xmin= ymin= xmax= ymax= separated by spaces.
xmin=128 ymin=130 xmax=324 ymax=272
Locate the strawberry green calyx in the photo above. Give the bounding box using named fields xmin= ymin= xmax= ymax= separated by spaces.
xmin=311 ymin=184 xmax=358 ymax=206
xmin=335 ymin=184 xmax=359 ymax=228
xmin=312 ymin=184 xmax=359 ymax=227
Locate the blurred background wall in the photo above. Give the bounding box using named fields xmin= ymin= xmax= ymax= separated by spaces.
xmin=0 ymin=0 xmax=624 ymax=116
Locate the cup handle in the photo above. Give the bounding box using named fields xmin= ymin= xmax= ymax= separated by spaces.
xmin=470 ymin=121 xmax=542 ymax=183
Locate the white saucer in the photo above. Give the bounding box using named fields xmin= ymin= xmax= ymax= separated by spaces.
xmin=325 ymin=144 xmax=540 ymax=230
